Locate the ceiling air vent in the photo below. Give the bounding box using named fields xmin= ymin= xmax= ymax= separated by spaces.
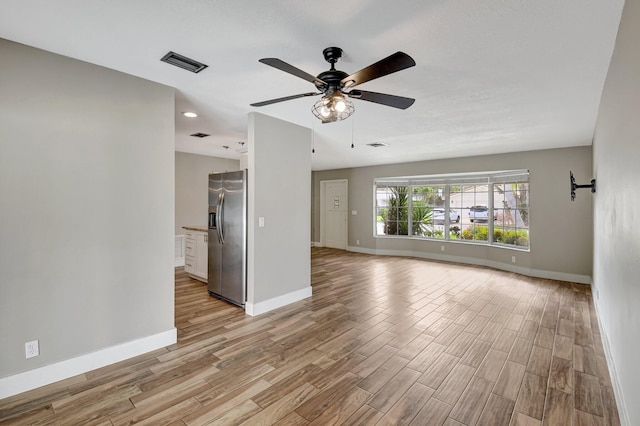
xmin=161 ymin=51 xmax=208 ymax=73
xmin=190 ymin=132 xmax=210 ymax=138
xmin=367 ymin=142 xmax=388 ymax=148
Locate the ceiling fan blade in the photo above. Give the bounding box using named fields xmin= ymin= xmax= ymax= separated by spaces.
xmin=259 ymin=58 xmax=327 ymax=88
xmin=341 ymin=52 xmax=415 ymax=89
xmin=250 ymin=92 xmax=320 ymax=107
xmin=347 ymin=90 xmax=415 ymax=109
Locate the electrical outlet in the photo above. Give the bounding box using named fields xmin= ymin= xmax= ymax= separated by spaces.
xmin=356 ymin=240 xmax=360 ymax=245
xmin=441 ymin=245 xmax=445 ymax=252
xmin=511 ymin=256 xmax=516 ymax=263
xmin=25 ymin=340 xmax=39 ymax=359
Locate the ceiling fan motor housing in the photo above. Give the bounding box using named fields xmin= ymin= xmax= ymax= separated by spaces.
xmin=316 ymin=47 xmax=348 ymax=93
xmin=315 ymin=69 xmax=348 ymax=93
xmin=315 ymin=47 xmax=349 ymax=96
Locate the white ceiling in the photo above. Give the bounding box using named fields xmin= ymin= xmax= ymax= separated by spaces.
xmin=0 ymin=0 xmax=624 ymax=170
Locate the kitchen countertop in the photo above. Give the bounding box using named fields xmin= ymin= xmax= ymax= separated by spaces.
xmin=182 ymin=226 xmax=208 ymax=232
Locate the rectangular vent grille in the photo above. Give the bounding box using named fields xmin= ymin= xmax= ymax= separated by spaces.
xmin=190 ymin=132 xmax=210 ymax=138
xmin=161 ymin=51 xmax=208 ymax=73
xmin=367 ymin=142 xmax=388 ymax=148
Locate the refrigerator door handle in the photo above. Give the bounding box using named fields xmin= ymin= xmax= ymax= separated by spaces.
xmin=216 ymin=192 xmax=223 ymax=244
xmin=218 ymin=191 xmax=225 ymax=244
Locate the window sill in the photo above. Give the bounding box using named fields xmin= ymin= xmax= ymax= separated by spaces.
xmin=373 ymin=234 xmax=530 ymax=253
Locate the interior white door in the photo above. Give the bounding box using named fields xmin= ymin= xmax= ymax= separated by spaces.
xmin=324 ymin=180 xmax=347 ymax=249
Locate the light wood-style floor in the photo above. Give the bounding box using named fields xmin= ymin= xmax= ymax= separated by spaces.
xmin=0 ymin=248 xmax=621 ymax=425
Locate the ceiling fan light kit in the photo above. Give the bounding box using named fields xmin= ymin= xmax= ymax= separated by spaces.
xmin=311 ymin=93 xmax=355 ymax=123
xmin=251 ymin=46 xmax=416 ymax=123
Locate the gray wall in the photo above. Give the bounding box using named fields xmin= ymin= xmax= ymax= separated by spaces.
xmin=248 ymin=113 xmax=311 ymax=305
xmin=175 ymin=152 xmax=239 ymax=235
xmin=0 ymin=40 xmax=175 ymax=378
xmin=313 ymin=146 xmax=593 ymax=280
xmin=592 ymin=0 xmax=640 ymax=423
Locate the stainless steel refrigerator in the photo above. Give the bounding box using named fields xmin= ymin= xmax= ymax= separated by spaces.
xmin=207 ymin=170 xmax=247 ymax=307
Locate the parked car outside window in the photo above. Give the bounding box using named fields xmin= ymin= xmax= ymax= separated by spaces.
xmin=433 ymin=208 xmax=460 ymax=224
xmin=468 ymin=205 xmax=496 ymax=223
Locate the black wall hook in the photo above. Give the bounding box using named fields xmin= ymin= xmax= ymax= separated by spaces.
xmin=570 ymin=171 xmax=596 ymax=201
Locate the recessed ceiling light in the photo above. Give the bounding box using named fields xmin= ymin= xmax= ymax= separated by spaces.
xmin=182 ymin=111 xmax=198 ymax=118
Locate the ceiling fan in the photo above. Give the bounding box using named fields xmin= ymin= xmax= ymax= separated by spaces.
xmin=250 ymin=47 xmax=416 ymax=123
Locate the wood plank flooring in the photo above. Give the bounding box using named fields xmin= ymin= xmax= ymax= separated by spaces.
xmin=0 ymin=248 xmax=621 ymax=425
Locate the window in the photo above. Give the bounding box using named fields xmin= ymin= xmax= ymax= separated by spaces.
xmin=493 ymin=182 xmax=529 ymax=247
xmin=376 ymin=185 xmax=408 ymax=235
xmin=412 ymin=185 xmax=445 ymax=238
xmin=374 ymin=170 xmax=529 ymax=250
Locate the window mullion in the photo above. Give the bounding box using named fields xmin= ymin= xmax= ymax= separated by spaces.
xmin=444 ymin=184 xmax=450 ymax=241
xmin=488 ymin=183 xmax=494 ymax=244
xmin=408 ymin=185 xmax=413 ymax=237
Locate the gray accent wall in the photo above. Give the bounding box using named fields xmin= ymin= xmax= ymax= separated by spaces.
xmin=592 ymin=0 xmax=640 ymax=423
xmin=313 ymin=146 xmax=594 ymax=280
xmin=175 ymin=152 xmax=240 ymax=235
xmin=0 ymin=40 xmax=175 ymax=378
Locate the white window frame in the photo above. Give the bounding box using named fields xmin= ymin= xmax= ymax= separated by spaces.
xmin=374 ymin=170 xmax=530 ymax=251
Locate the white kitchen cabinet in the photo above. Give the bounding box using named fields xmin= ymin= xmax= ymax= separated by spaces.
xmin=194 ymin=232 xmax=208 ymax=281
xmin=184 ymin=229 xmax=208 ymax=283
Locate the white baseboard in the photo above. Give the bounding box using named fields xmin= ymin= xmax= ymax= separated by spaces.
xmin=0 ymin=328 xmax=177 ymax=400
xmin=245 ymin=286 xmax=312 ymax=317
xmin=311 ymin=241 xmax=321 ymax=247
xmin=346 ymin=246 xmax=592 ymax=284
xmin=592 ymin=293 xmax=630 ymax=426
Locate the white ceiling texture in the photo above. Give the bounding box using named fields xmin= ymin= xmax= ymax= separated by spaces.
xmin=0 ymin=0 xmax=625 ymax=170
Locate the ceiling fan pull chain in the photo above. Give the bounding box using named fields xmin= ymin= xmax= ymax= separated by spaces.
xmin=351 ymin=116 xmax=355 ymax=149
xmin=312 ymin=118 xmax=316 ymax=153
